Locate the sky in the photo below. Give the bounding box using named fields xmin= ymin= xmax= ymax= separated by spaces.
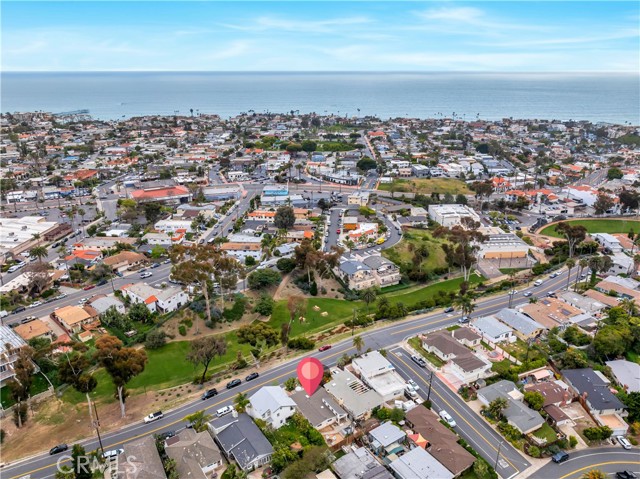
xmin=2 ymin=1 xmax=639 ymax=72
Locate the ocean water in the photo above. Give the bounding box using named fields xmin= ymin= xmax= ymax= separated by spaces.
xmin=2 ymin=72 xmax=638 ymax=124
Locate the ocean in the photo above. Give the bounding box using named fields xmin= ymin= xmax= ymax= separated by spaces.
xmin=2 ymin=72 xmax=638 ymax=125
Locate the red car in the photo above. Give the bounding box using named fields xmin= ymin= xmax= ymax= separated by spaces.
xmin=336 ymin=229 xmax=341 ymax=234
xmin=83 ymin=284 xmax=96 ymax=291
xmin=318 ymin=345 xmax=332 ymax=352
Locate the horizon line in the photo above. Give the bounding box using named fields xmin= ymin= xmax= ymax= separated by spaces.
xmin=3 ymin=70 xmax=639 ymax=74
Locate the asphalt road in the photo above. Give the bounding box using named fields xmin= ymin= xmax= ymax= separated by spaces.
xmin=531 ymin=447 xmax=640 ymax=479
xmin=3 ymin=268 xmax=581 ymax=479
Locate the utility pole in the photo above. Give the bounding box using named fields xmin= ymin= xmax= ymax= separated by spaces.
xmin=92 ymin=399 xmax=105 ymax=455
xmin=426 ymin=370 xmax=434 ymax=402
xmin=351 ymin=308 xmax=356 ymax=336
xmin=494 ymin=441 xmax=504 ymax=471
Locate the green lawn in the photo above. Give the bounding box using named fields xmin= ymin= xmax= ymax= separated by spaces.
xmin=626 ymin=350 xmax=640 ymax=364
xmin=378 ymin=178 xmax=472 ymax=195
xmin=533 ymin=422 xmax=558 ymax=444
xmin=1 ymin=372 xmax=53 ymax=408
xmin=382 ymin=274 xmax=484 ymax=309
xmin=408 ymin=337 xmax=445 ymax=367
xmin=382 ymin=228 xmax=449 ymax=273
xmin=540 ymin=219 xmax=640 ymax=238
xmin=268 ymin=297 xmax=362 ymax=337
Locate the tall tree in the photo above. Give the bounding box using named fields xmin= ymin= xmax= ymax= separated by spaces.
xmin=95 ymin=335 xmax=147 ymax=417
xmin=234 ymin=392 xmax=249 ymax=413
xmin=184 ymin=409 xmax=213 ymax=432
xmin=593 ymin=193 xmax=615 ymax=216
xmin=361 ymin=288 xmax=377 ymax=315
xmin=274 ymin=205 xmax=296 ymax=230
xmin=29 ymin=245 xmax=48 ymax=263
xmin=565 ymin=258 xmax=576 ymax=290
xmin=352 ymin=335 xmax=364 ymax=354
xmin=555 ymin=222 xmax=587 ymax=258
xmin=187 ymin=336 xmax=227 ymax=384
xmin=58 ymin=352 xmax=98 ymax=423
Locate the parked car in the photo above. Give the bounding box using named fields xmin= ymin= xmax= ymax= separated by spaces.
xmin=439 ymin=410 xmax=457 ymax=427
xmin=551 ymin=451 xmax=569 ymax=463
xmin=411 ymin=355 xmax=427 ymax=368
xmin=162 ymin=259 xmax=171 ymax=264
xmin=201 ymin=388 xmax=218 ymax=400
xmin=408 ymin=379 xmax=420 ymax=391
xmin=102 ymin=448 xmax=124 ymax=459
xmin=150 ymin=263 xmax=160 ymax=269
xmin=96 ymin=279 xmax=108 ymax=286
xmin=458 ymin=316 xmax=470 ymax=324
xmin=140 ymin=272 xmax=153 ymax=279
xmin=318 ymin=345 xmax=332 ymax=352
xmin=49 ymin=444 xmax=68 ymax=455
xmin=83 ymin=284 xmax=96 ymax=291
xmin=617 ymin=471 xmax=638 ymax=479
xmin=444 ymin=307 xmax=454 ymax=313
xmin=156 ymin=430 xmax=176 ymax=441
xmin=617 ymin=436 xmax=632 ymax=450
xmin=533 ymin=279 xmax=543 ymax=286
xmin=115 ymin=271 xmax=124 ymax=277
xmin=143 ymin=411 xmax=164 ymax=423
xmin=216 ymin=405 xmax=234 ymax=417
xmin=523 ymin=291 xmax=532 ymax=297
xmin=226 ymin=379 xmax=242 ymax=389
xmin=28 ymin=301 xmax=42 ymax=308
xmin=12 ymin=306 xmax=26 ymax=314
xmin=245 ymin=372 xmax=260 ymax=382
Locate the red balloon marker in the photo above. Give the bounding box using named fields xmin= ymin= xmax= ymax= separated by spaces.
xmin=297 ymin=357 xmax=324 ymax=395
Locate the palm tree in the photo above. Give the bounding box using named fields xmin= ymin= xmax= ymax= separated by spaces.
xmin=565 ymin=258 xmax=576 ymax=290
xmin=30 ymin=245 xmax=48 ymax=263
xmin=581 ymin=469 xmax=607 ymax=479
xmin=352 ymin=335 xmax=364 ymax=355
xmin=576 ymin=258 xmax=589 ymax=291
xmin=528 ymin=296 xmax=539 ymax=304
xmin=619 ymin=298 xmax=637 ymax=316
xmin=361 ymin=288 xmax=377 ymax=315
xmin=454 ymin=294 xmax=475 ymax=317
xmin=487 ymin=397 xmax=508 ymax=419
xmin=184 ymin=409 xmax=212 ymax=432
xmin=377 ymin=296 xmax=390 ymax=310
xmin=77 ymin=208 xmax=86 ymax=233
xmin=234 ymin=392 xmax=249 ymax=413
xmin=632 ymin=253 xmax=640 ymax=277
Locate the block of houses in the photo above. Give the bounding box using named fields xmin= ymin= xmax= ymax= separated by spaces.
xmin=85 ymin=294 xmax=126 ymax=315
xmin=494 ymin=308 xmax=545 ymax=340
xmin=471 ymin=316 xmax=515 ymax=344
xmin=331 ymin=446 xmax=392 ymax=479
xmin=606 ymin=360 xmax=640 ymax=393
xmin=421 ymin=331 xmax=492 ymax=384
xmin=0 ymin=326 xmax=28 ymax=386
xmin=562 ymin=368 xmax=628 ymax=435
xmin=477 ymin=380 xmax=545 ymax=435
xmin=117 ymin=434 xmax=167 ymax=479
xmin=351 ymin=351 xmax=406 ymax=402
xmin=324 ymin=368 xmax=384 ymax=421
xmin=405 ymin=405 xmax=475 ymax=477
xmin=210 ymin=413 xmax=274 ymax=472
xmin=368 ymin=421 xmax=406 ymax=456
xmin=558 ymin=291 xmax=607 ymax=315
xmin=389 ymin=447 xmax=453 ymax=479
xmin=102 ymin=251 xmax=148 ymax=273
xmin=520 ymin=297 xmax=583 ymax=329
xmin=290 ymin=388 xmax=349 ymax=431
xmin=52 ymin=305 xmax=99 ymax=334
xmin=120 ymin=283 xmax=188 ymax=313
xmin=165 ymin=428 xmax=223 ymax=479
xmin=14 ymin=319 xmax=54 ymax=342
xmin=247 ymin=386 xmax=297 ymax=429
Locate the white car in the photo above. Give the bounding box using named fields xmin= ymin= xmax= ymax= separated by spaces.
xmin=143 ymin=411 xmax=164 ymax=423
xmin=523 ymin=291 xmax=532 ymax=297
xmin=140 ymin=272 xmax=153 ymax=279
xmin=439 ymin=410 xmax=457 ymax=427
xmin=617 ymin=435 xmax=632 ymax=450
xmin=408 ymin=379 xmax=420 ymax=391
xmin=102 ymin=448 xmax=124 ymax=459
xmin=508 ymin=290 xmax=518 ymax=295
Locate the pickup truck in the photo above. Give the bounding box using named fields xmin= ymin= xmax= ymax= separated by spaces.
xmin=143 ymin=411 xmax=164 ymax=423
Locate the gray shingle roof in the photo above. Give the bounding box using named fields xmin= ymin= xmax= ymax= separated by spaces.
xmin=340 ymin=260 xmax=370 ymax=275
xmin=212 ymin=413 xmax=273 ymax=471
xmin=495 ymin=308 xmax=544 ymax=336
xmin=563 ymin=368 xmax=626 ymax=411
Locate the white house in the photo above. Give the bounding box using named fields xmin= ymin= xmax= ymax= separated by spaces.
xmin=471 ymin=316 xmax=516 ymax=344
xmin=120 ymin=282 xmax=188 ymax=313
xmin=427 ymin=204 xmax=481 ymax=228
xmin=247 ymin=386 xmax=297 ymax=429
xmin=351 ymin=351 xmax=406 ymax=402
xmin=592 ymin=233 xmax=623 ymax=253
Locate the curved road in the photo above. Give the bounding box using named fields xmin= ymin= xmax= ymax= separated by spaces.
xmin=531 ymin=447 xmax=640 ymax=479
xmin=3 ymin=268 xmax=589 ymax=479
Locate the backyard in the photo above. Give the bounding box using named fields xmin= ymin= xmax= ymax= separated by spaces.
xmin=0 ymin=372 xmax=52 ymax=409
xmin=377 ymin=178 xmax=472 ymax=195
xmin=540 ymin=219 xmax=640 ymax=238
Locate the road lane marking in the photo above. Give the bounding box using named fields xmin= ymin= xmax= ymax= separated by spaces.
xmin=558 ymin=461 xmax=640 ymax=479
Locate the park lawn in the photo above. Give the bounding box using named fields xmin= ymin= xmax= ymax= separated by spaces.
xmin=382 ymin=228 xmax=448 ymax=273
xmin=383 ymin=274 xmax=484 ymax=309
xmin=268 ymin=297 xmax=362 ymax=337
xmin=62 ymin=369 xmax=115 ymax=405
xmin=533 ymin=422 xmax=558 ymax=444
xmin=377 ymin=178 xmax=472 ymax=195
xmin=540 ymin=219 xmax=640 ymax=238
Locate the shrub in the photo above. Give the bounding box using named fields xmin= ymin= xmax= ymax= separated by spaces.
xmin=569 ymin=435 xmax=578 ymax=448
xmin=145 ymin=330 xmax=167 ymax=349
xmin=309 ymin=280 xmax=318 ymax=296
xmin=276 ymin=258 xmax=296 ymax=273
xmin=237 ymin=322 xmax=279 ymax=347
xmin=584 ymin=426 xmax=613 ymax=441
xmin=178 ymin=325 xmax=187 ymax=336
xmin=247 ymin=269 xmax=281 ymax=289
xmin=223 ymin=296 xmax=247 ymax=322
xmin=528 ymin=445 xmax=541 ymax=458
xmin=287 ymin=337 xmax=315 ymax=350
xmin=254 ymin=295 xmax=275 ymax=316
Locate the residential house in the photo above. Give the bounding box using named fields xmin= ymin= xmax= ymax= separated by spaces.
xmin=361 ymin=255 xmax=401 ymax=288
xmin=494 ymin=308 xmax=545 ymax=340
xmin=558 ymin=291 xmax=607 ymax=315
xmin=389 ymin=447 xmax=454 ymax=479
xmin=120 ymin=283 xmax=188 ymax=313
xmin=210 ymin=413 xmax=274 ymax=472
xmin=452 ymin=327 xmax=482 ymax=348
xmin=165 ymin=428 xmax=223 ymax=479
xmin=471 ymin=316 xmax=515 ymax=344
xmin=351 ymin=351 xmax=406 ymax=402
xmin=331 ymin=446 xmax=392 ymax=479
xmin=422 ymin=331 xmax=492 ymax=383
xmin=368 ymin=421 xmax=406 ymax=457
xmin=606 ymin=360 xmax=640 ymax=393
xmin=336 ymin=260 xmax=377 ymax=291
xmin=52 ymin=305 xmax=98 ymax=334
xmin=247 ymin=386 xmax=297 ymax=429
xmin=594 ymin=277 xmax=640 ymax=301
xmin=324 ymin=368 xmax=384 ymax=421
xmin=117 ymin=435 xmax=167 ymax=479
xmin=103 ymin=251 xmax=148 ymax=273
xmin=85 ymin=294 xmax=126 ymax=315
xmin=405 ymin=405 xmax=475 ymax=477
xmin=0 ymin=325 xmax=28 ymax=386
xmin=520 ymin=298 xmax=583 ymax=329
xmin=592 ymin=233 xmax=623 ymax=253
xmin=66 ymin=248 xmax=103 ymax=267
xmin=562 ymin=368 xmax=628 ymax=435
xmin=525 ymin=381 xmax=574 ymax=427
xmin=478 ymin=380 xmax=545 ymax=434
xmin=14 ymin=319 xmax=54 ymax=342
xmin=290 ymin=388 xmax=348 ymax=431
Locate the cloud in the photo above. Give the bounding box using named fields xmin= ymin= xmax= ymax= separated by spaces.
xmin=477 ymin=29 xmax=640 ymax=48
xmin=202 ymin=41 xmax=252 ymax=61
xmin=414 ymin=6 xmax=547 ymax=33
xmin=219 ymin=15 xmax=371 ymax=34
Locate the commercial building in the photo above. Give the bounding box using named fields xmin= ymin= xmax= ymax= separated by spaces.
xmin=478 ymin=234 xmax=531 ymax=260
xmin=427 ymin=204 xmax=481 ymax=228
xmin=347 ymin=192 xmax=370 ymax=206
xmin=130 ymin=185 xmax=192 ymax=204
xmin=0 ymin=216 xmax=59 ymax=256
xmin=202 ymin=185 xmax=242 ymax=201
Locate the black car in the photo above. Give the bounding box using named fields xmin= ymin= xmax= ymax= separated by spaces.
xmin=96 ymin=279 xmax=108 ymax=286
xmin=226 ymin=379 xmax=242 ymax=389
xmin=245 ymin=372 xmax=260 ymax=382
xmin=201 ymin=388 xmax=218 ymax=400
xmin=12 ymin=306 xmax=26 ymax=314
xmin=156 ymin=430 xmax=175 ymax=441
xmin=50 ymin=444 xmax=69 ymax=455
xmin=617 ymin=472 xmax=638 ymax=479
xmin=150 ymin=263 xmax=160 ymax=269
xmin=444 ymin=307 xmax=454 ymax=313
xmin=551 ymin=451 xmax=569 ymax=464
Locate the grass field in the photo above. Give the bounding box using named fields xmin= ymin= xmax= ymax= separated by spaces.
xmin=382 ymin=228 xmax=448 ymax=273
xmin=0 ymin=372 xmax=52 ymax=408
xmin=268 ymin=297 xmax=362 ymax=337
xmin=533 ymin=422 xmax=558 ymax=444
xmin=377 ymin=178 xmax=472 ymax=195
xmin=382 ymin=274 xmax=484 ymax=309
xmin=540 ymin=219 xmax=640 ymax=238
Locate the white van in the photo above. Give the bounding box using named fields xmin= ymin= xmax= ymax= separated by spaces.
xmin=216 ymin=405 xmax=233 ymax=417
xmin=533 ymin=279 xmax=543 ymax=287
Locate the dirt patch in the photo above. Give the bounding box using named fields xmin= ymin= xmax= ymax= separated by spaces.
xmin=161 ymin=304 xmax=262 ymax=340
